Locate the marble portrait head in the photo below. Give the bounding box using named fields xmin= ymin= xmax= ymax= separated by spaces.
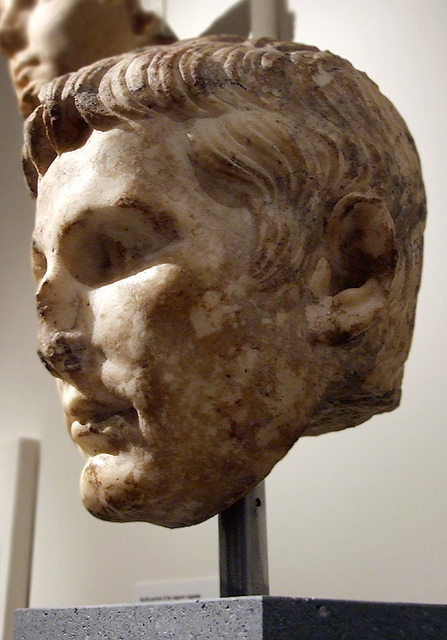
xmin=0 ymin=0 xmax=176 ymax=117
xmin=24 ymin=36 xmax=426 ymax=528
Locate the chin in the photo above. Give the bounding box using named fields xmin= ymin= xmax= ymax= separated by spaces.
xmin=79 ymin=452 xmax=214 ymax=528
xmin=79 ymin=449 xmax=266 ymax=528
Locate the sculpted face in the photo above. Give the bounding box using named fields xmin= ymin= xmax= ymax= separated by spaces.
xmin=0 ymin=0 xmax=174 ymax=116
xmin=33 ymin=119 xmax=321 ymax=527
xmin=26 ymin=37 xmax=426 ymax=528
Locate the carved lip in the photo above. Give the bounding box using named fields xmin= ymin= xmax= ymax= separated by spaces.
xmin=68 ymin=403 xmax=134 ymax=422
xmin=65 ymin=390 xmax=134 ymax=421
xmin=70 ymin=408 xmax=139 ymax=457
xmin=62 ymin=381 xmax=142 ymax=455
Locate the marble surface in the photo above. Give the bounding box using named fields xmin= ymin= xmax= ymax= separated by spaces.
xmin=24 ymin=36 xmax=425 ymax=527
xmin=0 ymin=0 xmax=176 ymax=116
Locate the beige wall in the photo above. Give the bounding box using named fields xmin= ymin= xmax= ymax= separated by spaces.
xmin=0 ymin=0 xmax=446 ymax=607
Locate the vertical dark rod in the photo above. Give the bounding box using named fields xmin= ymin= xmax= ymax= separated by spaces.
xmin=219 ymin=481 xmax=269 ymax=597
xmin=250 ymin=0 xmax=278 ymax=39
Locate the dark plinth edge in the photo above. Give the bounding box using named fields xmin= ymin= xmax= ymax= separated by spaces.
xmin=263 ymin=597 xmax=447 ymax=640
xmin=14 ymin=596 xmax=447 ymax=640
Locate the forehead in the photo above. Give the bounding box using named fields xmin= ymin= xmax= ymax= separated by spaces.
xmin=34 ymin=120 xmax=219 ymax=236
xmin=33 ymin=119 xmax=256 ymax=279
xmin=40 ymin=121 xmax=191 ymax=196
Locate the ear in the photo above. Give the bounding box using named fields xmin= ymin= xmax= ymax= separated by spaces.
xmin=306 ymin=193 xmax=397 ymax=344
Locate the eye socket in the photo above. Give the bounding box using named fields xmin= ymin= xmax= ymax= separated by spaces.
xmin=61 ymin=221 xmax=178 ymax=288
xmin=96 ymin=233 xmax=128 ymax=274
xmin=65 ymin=232 xmax=142 ymax=287
xmin=31 ymin=242 xmax=47 ymax=283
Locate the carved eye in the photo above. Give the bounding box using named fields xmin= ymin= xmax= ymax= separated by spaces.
xmin=31 ymin=243 xmax=47 ymax=283
xmin=96 ymin=234 xmax=128 ymax=274
xmin=61 ymin=220 xmax=178 ymax=288
xmin=65 ymin=231 xmax=143 ymax=287
xmin=58 ymin=207 xmax=180 ymax=288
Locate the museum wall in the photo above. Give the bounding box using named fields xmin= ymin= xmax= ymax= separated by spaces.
xmin=0 ymin=0 xmax=446 ymax=607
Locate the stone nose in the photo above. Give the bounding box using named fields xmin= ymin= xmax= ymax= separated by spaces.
xmin=36 ymin=269 xmax=84 ymax=333
xmin=37 ymin=330 xmax=85 ymax=379
xmin=35 ymin=267 xmax=90 ymax=380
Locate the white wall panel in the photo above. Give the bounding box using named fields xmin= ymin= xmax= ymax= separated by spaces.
xmin=0 ymin=439 xmax=39 ymax=640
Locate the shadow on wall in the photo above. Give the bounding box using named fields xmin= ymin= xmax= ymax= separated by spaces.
xmin=201 ymin=0 xmax=295 ymax=40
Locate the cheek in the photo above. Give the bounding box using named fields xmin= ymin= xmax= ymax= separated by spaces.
xmin=89 ymin=263 xmax=194 ymax=364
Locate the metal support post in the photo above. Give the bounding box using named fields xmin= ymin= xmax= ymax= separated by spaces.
xmin=219 ymin=481 xmax=269 ymax=597
xmin=250 ymin=0 xmax=278 ymax=39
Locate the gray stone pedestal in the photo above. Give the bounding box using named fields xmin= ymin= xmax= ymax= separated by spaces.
xmin=14 ymin=596 xmax=447 ymax=639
